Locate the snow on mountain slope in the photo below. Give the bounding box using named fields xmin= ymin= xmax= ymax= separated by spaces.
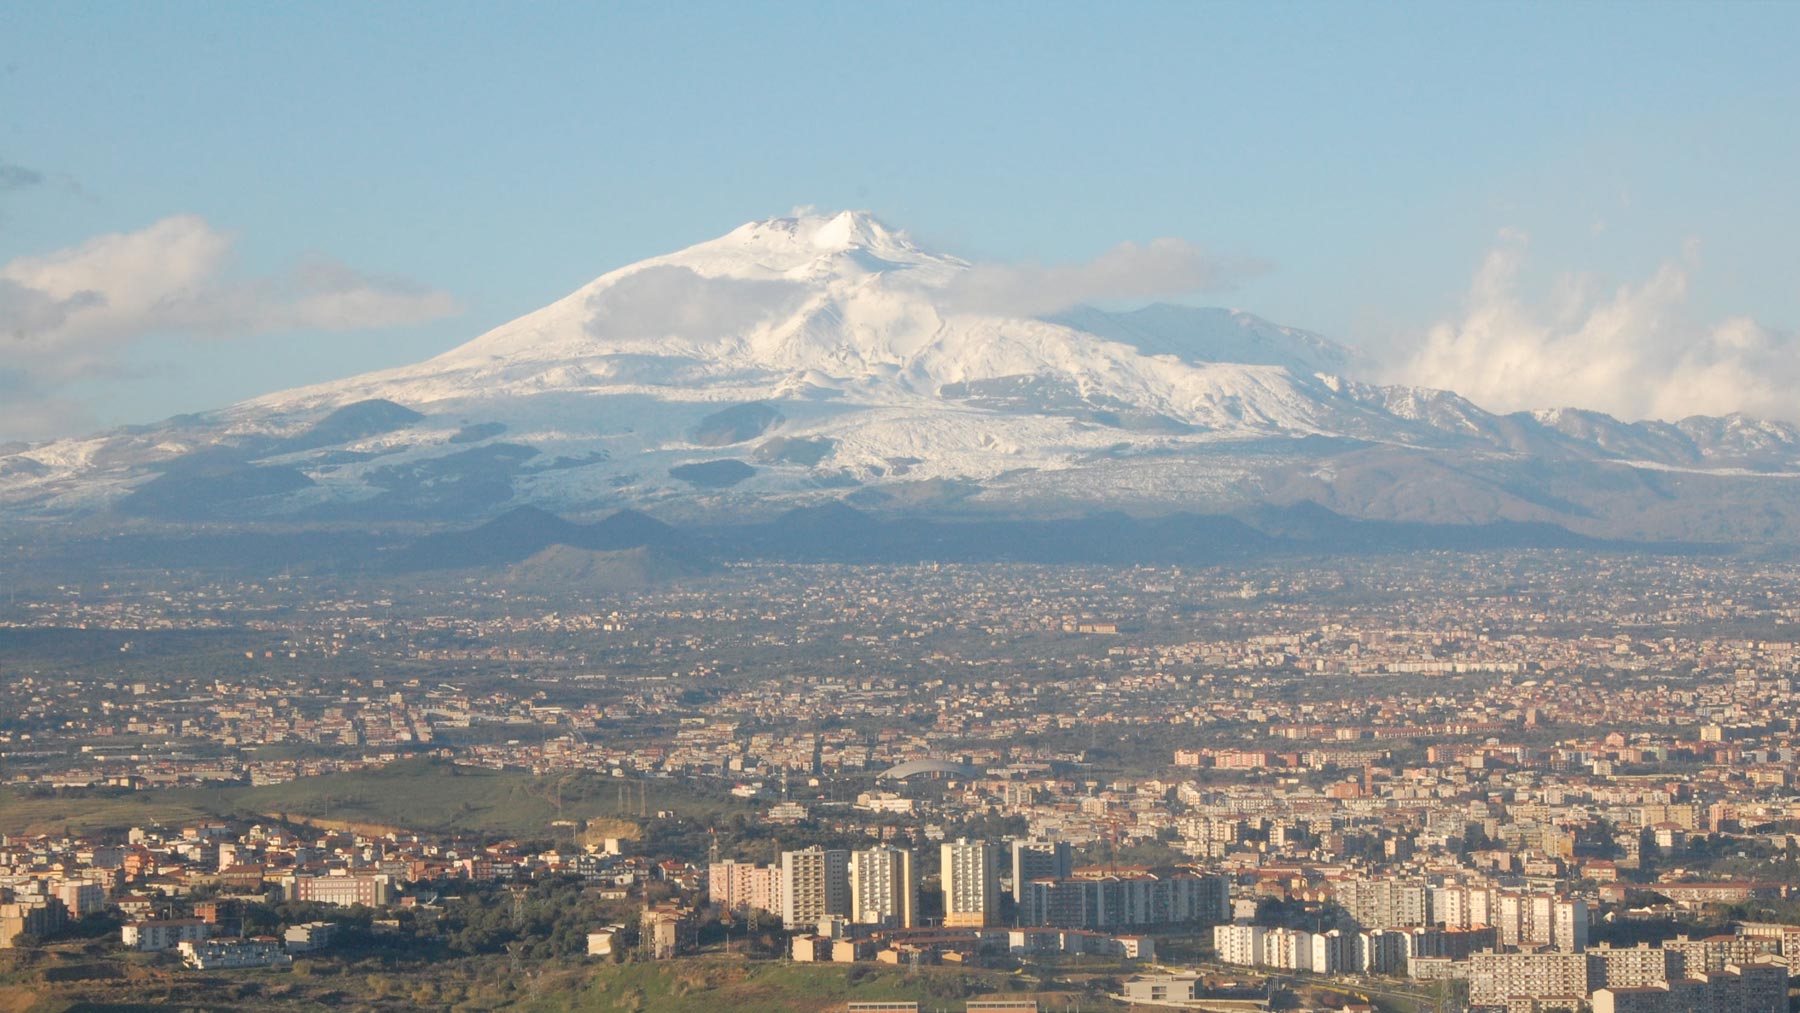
xmin=242 ymin=210 xmax=1349 ymax=437
xmin=3 ymin=210 xmax=1799 ymax=528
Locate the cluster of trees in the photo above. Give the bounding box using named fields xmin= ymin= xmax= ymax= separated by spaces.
xmin=202 ymin=875 xmax=639 ymax=967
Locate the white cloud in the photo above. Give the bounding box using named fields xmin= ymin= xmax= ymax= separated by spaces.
xmin=585 ymin=265 xmax=808 ymax=342
xmin=935 ymin=238 xmax=1263 ymax=317
xmin=1392 ymin=232 xmax=1798 ymax=423
xmin=0 ymin=215 xmax=460 ymax=439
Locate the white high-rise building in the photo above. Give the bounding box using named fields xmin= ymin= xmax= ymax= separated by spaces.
xmin=1551 ymin=898 xmax=1589 ymax=952
xmin=849 ymin=846 xmax=917 ymax=929
xmin=1495 ymin=892 xmax=1525 ymax=946
xmin=779 ymin=847 xmax=849 ymax=930
xmin=1335 ymin=878 xmax=1429 ymax=928
xmin=1214 ymin=923 xmax=1265 ymax=966
xmin=941 ymin=838 xmax=1000 ymax=928
xmin=1528 ymin=894 xmax=1556 ymax=947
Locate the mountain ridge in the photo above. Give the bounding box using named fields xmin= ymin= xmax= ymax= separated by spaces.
xmin=2 ymin=210 xmax=1798 ymax=543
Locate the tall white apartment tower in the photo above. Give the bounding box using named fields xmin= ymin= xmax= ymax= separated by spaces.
xmin=1551 ymin=897 xmax=1589 ymax=952
xmin=941 ymin=838 xmax=1000 ymax=928
xmin=849 ymin=846 xmax=917 ymax=928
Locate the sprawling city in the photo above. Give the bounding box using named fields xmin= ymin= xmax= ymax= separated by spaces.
xmin=7 ymin=547 xmax=1800 ymax=1010
xmin=7 ymin=4 xmax=1800 ymax=1011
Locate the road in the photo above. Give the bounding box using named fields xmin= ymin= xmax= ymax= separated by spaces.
xmin=1164 ymin=959 xmax=1458 ymax=1013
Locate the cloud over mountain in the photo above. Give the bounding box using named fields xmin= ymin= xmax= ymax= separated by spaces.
xmin=935 ymin=238 xmax=1262 ymax=317
xmin=584 ymin=265 xmax=808 ymax=342
xmin=0 ymin=215 xmax=460 ymax=439
xmin=1396 ymin=231 xmax=1798 ymax=422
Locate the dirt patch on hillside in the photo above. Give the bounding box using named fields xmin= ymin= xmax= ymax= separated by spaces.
xmin=264 ymin=811 xmax=409 ymax=837
xmin=580 ymin=817 xmax=643 ymax=845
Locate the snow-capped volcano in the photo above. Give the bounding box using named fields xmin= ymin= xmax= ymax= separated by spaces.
xmin=4 ymin=210 xmax=1800 ymax=541
xmin=248 ymin=209 xmax=1349 ymax=430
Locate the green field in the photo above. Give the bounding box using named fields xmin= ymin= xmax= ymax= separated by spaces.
xmin=1 ymin=761 xmax=745 ymax=841
xmin=0 ymin=788 xmax=220 ymax=838
xmin=515 ymin=959 xmax=1064 ymax=1013
xmin=0 ymin=949 xmax=1100 ymax=1013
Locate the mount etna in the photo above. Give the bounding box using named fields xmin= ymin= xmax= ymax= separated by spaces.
xmin=4 ymin=211 xmax=1797 ymax=550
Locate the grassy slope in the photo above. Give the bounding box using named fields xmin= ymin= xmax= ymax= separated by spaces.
xmin=0 ymin=951 xmax=1091 ymax=1013
xmin=2 ymin=760 xmax=743 ymax=840
xmin=0 ymin=788 xmax=220 ymax=838
xmin=521 ymin=960 xmax=1042 ymax=1013
xmin=220 ymin=760 xmax=742 ymax=837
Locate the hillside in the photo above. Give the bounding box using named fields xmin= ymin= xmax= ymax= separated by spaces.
xmin=0 ymin=761 xmax=743 ymax=840
xmin=0 ymin=952 xmax=1082 ymax=1013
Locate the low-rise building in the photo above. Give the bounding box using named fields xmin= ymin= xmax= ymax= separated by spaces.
xmin=122 ymin=918 xmax=210 ymax=952
xmin=640 ymin=903 xmax=697 ymax=960
xmin=179 ymin=937 xmax=293 ymax=970
xmin=1121 ymin=975 xmax=1202 ymax=1004
xmin=282 ymin=921 xmax=337 ymax=952
xmin=586 ymin=924 xmax=625 ymax=957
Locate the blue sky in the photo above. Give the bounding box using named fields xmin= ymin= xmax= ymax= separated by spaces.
xmin=2 ymin=2 xmax=1797 ymax=438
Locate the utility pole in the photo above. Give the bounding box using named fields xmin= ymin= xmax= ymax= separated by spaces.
xmin=506 ymin=940 xmax=523 ymax=979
